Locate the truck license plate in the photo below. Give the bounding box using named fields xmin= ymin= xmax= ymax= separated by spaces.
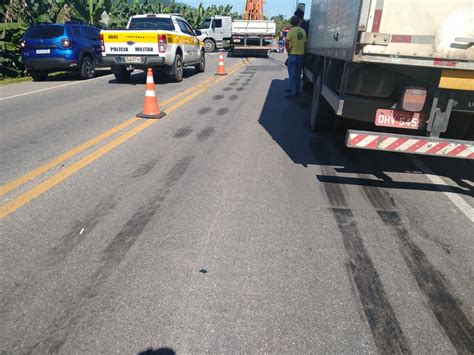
xmin=36 ymin=49 xmax=50 ymax=54
xmin=375 ymin=109 xmax=427 ymax=130
xmin=124 ymin=56 xmax=142 ymax=63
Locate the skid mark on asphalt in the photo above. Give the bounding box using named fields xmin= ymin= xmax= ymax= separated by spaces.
xmin=229 ymin=95 xmax=238 ymax=101
xmin=360 ymin=185 xmax=396 ymax=211
xmin=328 ymin=140 xmax=473 ymax=352
xmin=131 ymin=157 xmax=161 ymax=178
xmin=217 ymin=108 xmax=229 ymax=115
xmin=85 ymin=157 xmax=193 ymax=298
xmin=359 ymin=184 xmax=474 ymax=352
xmin=236 ymin=87 xmax=245 ymax=92
xmin=223 ymin=87 xmax=232 ymax=91
xmin=198 ymin=107 xmax=212 ymax=115
xmin=406 ymin=215 xmax=451 ymax=254
xmin=197 ymin=127 xmax=215 ymax=142
xmin=173 ymin=126 xmax=193 ymax=138
xmin=212 ymin=94 xmax=224 ymax=100
xmin=0 ymin=196 xmax=119 ymax=317
xmin=321 ymin=166 xmax=411 ymax=353
xmin=50 ymin=196 xmax=119 ymax=265
xmin=29 ymin=157 xmax=194 ymax=353
xmin=378 ymin=211 xmax=474 ymax=353
xmin=358 ymin=182 xmax=451 ymax=254
xmin=361 ymin=182 xmax=453 ymax=250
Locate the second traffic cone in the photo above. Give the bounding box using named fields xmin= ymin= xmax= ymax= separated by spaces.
xmin=137 ymin=68 xmax=166 ymax=119
xmin=215 ymin=53 xmax=227 ymax=76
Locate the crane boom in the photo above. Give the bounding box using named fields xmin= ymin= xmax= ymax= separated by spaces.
xmin=243 ymin=0 xmax=264 ymax=20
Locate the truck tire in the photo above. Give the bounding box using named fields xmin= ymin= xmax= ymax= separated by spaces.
xmin=195 ymin=51 xmax=205 ymax=73
xmin=30 ymin=70 xmax=48 ymax=81
xmin=204 ymin=39 xmax=216 ymax=52
xmin=80 ymin=56 xmax=95 ymax=80
xmin=303 ymin=75 xmax=312 ymax=93
xmin=112 ymin=66 xmax=131 ymax=83
xmin=310 ymin=69 xmax=334 ymax=132
xmin=169 ymin=53 xmax=183 ymax=82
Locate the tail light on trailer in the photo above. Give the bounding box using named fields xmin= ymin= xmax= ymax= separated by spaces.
xmin=402 ymin=87 xmax=427 ymax=112
xmin=158 ymin=34 xmax=167 ymax=53
xmin=99 ymin=33 xmax=105 ymax=52
xmin=61 ymin=38 xmax=72 ymax=48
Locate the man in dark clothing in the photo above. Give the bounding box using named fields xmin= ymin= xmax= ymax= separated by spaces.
xmin=294 ymin=8 xmax=309 ymax=35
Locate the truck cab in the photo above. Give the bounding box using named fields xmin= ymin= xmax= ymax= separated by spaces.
xmin=197 ymin=16 xmax=232 ymax=52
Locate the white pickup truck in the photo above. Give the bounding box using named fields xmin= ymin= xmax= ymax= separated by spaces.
xmin=100 ymin=14 xmax=205 ymax=83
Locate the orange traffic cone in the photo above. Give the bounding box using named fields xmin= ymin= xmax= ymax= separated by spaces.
xmin=137 ymin=68 xmax=166 ymax=119
xmin=215 ymin=53 xmax=228 ymax=76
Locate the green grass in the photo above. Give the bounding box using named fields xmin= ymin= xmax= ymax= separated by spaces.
xmin=0 ymin=76 xmax=32 ymax=85
xmin=0 ymin=71 xmax=76 ymax=85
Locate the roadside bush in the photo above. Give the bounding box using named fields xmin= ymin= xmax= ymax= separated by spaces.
xmin=0 ymin=22 xmax=26 ymax=79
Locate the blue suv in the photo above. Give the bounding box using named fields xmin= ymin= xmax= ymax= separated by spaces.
xmin=21 ymin=22 xmax=102 ymax=81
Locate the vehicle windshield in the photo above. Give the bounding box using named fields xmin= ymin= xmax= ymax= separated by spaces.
xmin=25 ymin=25 xmax=64 ymax=39
xmin=128 ymin=17 xmax=175 ymax=31
xmin=201 ymin=19 xmax=211 ymax=29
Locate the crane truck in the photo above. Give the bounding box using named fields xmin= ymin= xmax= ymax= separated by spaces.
xmin=303 ymin=0 xmax=474 ymax=159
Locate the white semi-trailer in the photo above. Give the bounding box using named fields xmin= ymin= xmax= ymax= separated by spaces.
xmin=303 ymin=0 xmax=473 ymax=159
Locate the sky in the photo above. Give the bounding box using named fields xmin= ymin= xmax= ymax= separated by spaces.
xmin=182 ymin=0 xmax=311 ymax=19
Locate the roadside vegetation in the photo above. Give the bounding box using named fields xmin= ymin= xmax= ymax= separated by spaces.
xmin=0 ymin=0 xmax=245 ymax=80
xmin=270 ymin=14 xmax=290 ymax=35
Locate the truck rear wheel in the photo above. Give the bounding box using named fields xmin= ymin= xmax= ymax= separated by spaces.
xmin=303 ymin=75 xmax=312 ymax=93
xmin=310 ymin=69 xmax=334 ymax=132
xmin=204 ymin=39 xmax=216 ymax=52
xmin=112 ymin=66 xmax=131 ymax=83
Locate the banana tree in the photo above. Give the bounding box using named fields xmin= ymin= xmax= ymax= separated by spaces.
xmin=0 ymin=22 xmax=27 ymax=78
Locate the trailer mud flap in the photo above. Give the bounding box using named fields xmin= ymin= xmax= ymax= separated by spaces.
xmin=346 ymin=130 xmax=474 ymax=159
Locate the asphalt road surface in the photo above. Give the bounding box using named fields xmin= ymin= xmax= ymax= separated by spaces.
xmin=1 ymin=53 xmax=473 ymax=354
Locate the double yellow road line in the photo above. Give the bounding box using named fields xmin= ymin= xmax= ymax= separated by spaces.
xmin=1 ymin=59 xmax=251 ymax=219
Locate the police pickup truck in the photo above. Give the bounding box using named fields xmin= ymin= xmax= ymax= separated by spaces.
xmin=100 ymin=14 xmax=205 ymax=83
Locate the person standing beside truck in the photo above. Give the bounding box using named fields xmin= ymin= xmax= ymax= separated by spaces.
xmin=294 ymin=8 xmax=309 ymax=35
xmin=285 ymin=16 xmax=307 ymax=98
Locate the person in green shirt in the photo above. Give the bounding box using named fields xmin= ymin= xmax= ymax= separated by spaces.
xmin=285 ymin=16 xmax=307 ymax=98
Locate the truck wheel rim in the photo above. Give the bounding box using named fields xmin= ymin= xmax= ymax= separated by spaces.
xmin=205 ymin=41 xmax=213 ymax=51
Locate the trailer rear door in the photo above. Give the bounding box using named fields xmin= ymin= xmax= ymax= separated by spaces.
xmin=363 ymin=0 xmax=474 ymax=63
